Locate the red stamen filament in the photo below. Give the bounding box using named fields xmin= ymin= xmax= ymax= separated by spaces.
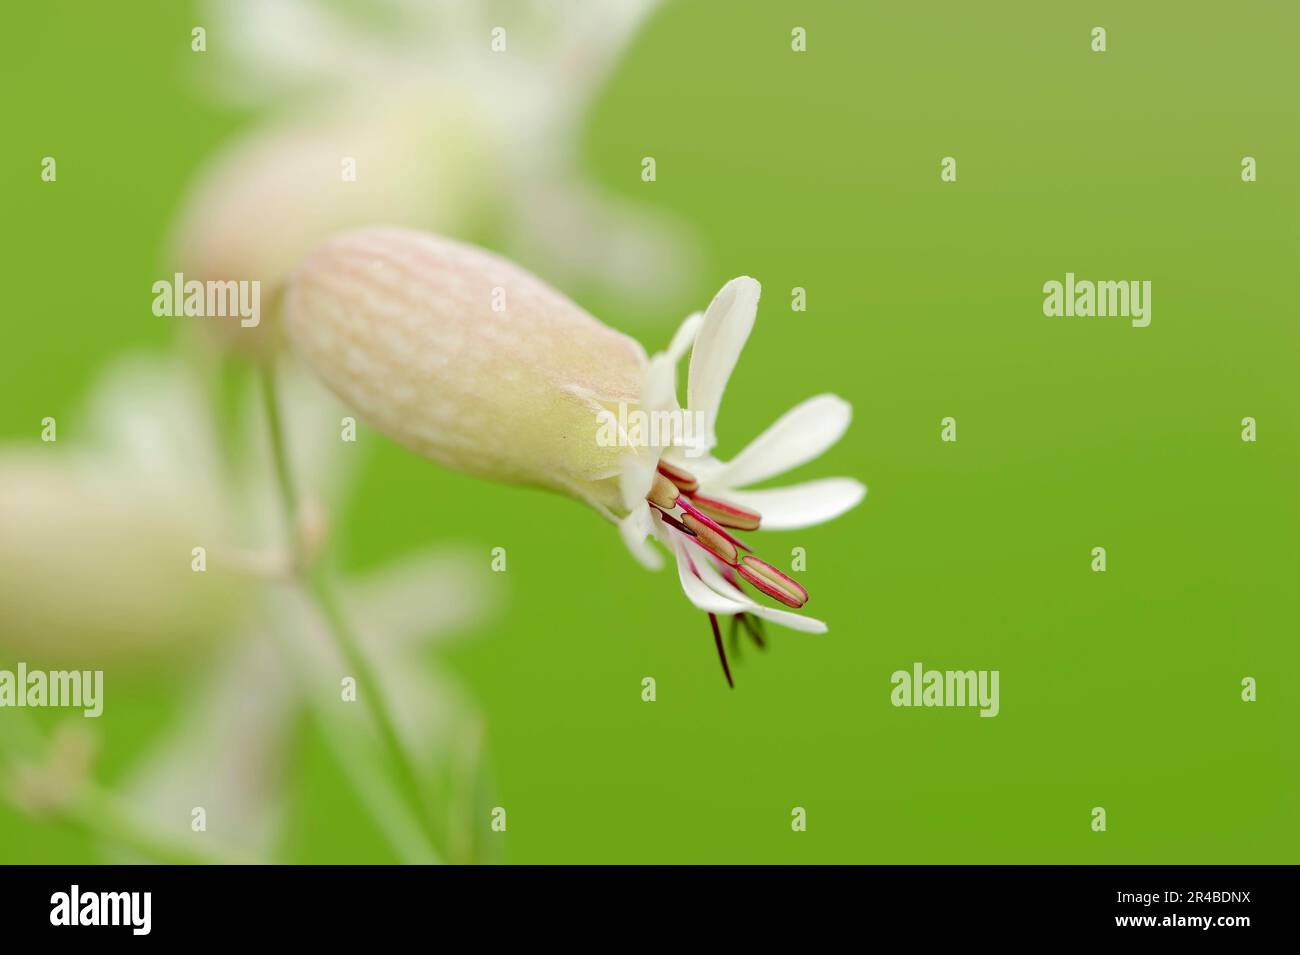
xmin=709 ymin=613 xmax=734 ymax=688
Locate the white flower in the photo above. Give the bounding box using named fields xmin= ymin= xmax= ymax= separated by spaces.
xmin=285 ymin=228 xmax=866 ymax=683
xmin=0 ymin=357 xmax=244 ymax=663
xmin=613 ymin=279 xmax=866 ymax=680
xmin=0 ymin=351 xmax=496 ymax=859
xmin=172 ymin=0 xmax=696 ymax=345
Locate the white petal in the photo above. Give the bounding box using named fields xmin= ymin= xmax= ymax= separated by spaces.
xmin=666 ymin=451 xmax=725 ymax=481
xmin=641 ymin=354 xmax=678 ymax=418
xmin=668 ymin=531 xmax=751 ymax=615
xmin=619 ymin=450 xmax=660 ymax=513
xmin=619 ymin=505 xmax=663 ymax=570
xmin=710 ymin=394 xmax=852 ymax=489
xmin=639 ymin=312 xmax=701 ymax=415
xmin=686 ymin=277 xmax=761 ymax=453
xmin=667 ymin=311 xmax=704 ymax=363
xmin=724 ymin=478 xmax=867 ymax=530
xmin=667 ymin=532 xmax=827 ymax=634
xmin=509 ymin=180 xmax=702 ymax=315
xmin=271 ymin=589 xmax=445 ymax=861
xmin=343 ymin=548 xmax=495 ymax=651
xmin=121 ymin=639 xmax=291 ymax=858
xmin=687 ymin=539 xmax=827 ymax=634
xmin=86 ymin=354 xmax=223 ymax=489
xmin=739 ymin=599 xmax=827 ymax=633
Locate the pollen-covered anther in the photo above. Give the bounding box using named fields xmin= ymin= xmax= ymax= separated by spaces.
xmin=686 ymin=493 xmax=761 ymax=531
xmin=737 ymin=556 xmax=809 ymax=609
xmin=656 ymin=460 xmax=699 ymax=494
xmin=647 ymin=472 xmax=680 ymax=510
xmin=681 ymin=512 xmax=738 ymax=565
xmin=676 ymin=496 xmax=750 ymax=554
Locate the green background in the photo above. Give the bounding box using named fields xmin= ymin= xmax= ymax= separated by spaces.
xmin=2 ymin=0 xmax=1297 ymax=862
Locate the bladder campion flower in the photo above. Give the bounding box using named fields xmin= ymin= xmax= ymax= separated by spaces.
xmin=285 ymin=228 xmax=865 ymax=684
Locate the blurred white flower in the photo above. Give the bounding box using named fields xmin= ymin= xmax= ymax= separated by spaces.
xmin=0 ymin=352 xmax=497 ymax=859
xmin=0 ymin=357 xmax=242 ymax=664
xmin=285 ymin=227 xmax=865 ymax=684
xmin=172 ymin=0 xmax=696 ymax=348
xmin=122 ymin=546 xmax=495 ymax=862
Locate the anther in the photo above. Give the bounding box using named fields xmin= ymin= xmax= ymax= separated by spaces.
xmin=676 ymin=496 xmax=750 ymax=553
xmin=681 ymin=512 xmax=738 ymax=565
xmin=657 ymin=460 xmax=699 ymax=494
xmin=647 ymin=472 xmax=680 ymax=510
xmin=737 ymin=556 xmax=809 ymax=609
xmin=687 ymin=493 xmax=761 ymax=531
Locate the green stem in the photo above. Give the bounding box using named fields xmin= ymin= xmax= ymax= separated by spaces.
xmin=257 ymin=361 xmax=443 ymax=858
xmin=205 ymin=355 xmax=431 ymax=863
xmin=259 ymin=361 xmax=301 ymax=522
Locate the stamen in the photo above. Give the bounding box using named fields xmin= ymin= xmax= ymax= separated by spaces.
xmin=687 ymin=493 xmax=761 ymax=532
xmin=676 ymin=496 xmax=750 ymax=553
xmin=709 ymin=613 xmax=734 ymax=688
xmin=656 ymin=490 xmax=810 ymax=619
xmin=650 ymin=506 xmax=695 ymax=537
xmin=737 ymin=556 xmax=809 ymax=609
xmin=738 ymin=612 xmax=767 ymax=649
xmin=647 ymin=472 xmax=680 ymax=510
xmin=657 ymin=460 xmax=699 ymax=494
xmin=681 ymin=512 xmax=737 ymax=564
